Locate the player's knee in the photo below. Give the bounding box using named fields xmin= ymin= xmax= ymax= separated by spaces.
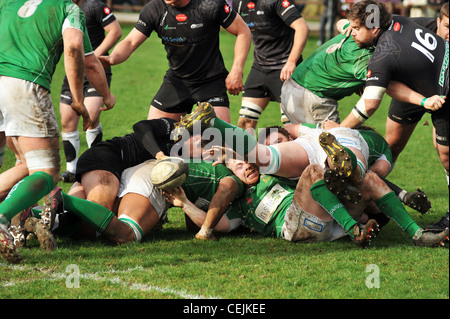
xmin=118 ymin=214 xmax=144 ymax=243
xmin=303 ymin=164 xmax=324 ymax=184
xmin=239 ymin=101 xmax=263 ymax=124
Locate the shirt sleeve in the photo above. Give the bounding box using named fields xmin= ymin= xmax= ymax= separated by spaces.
xmin=274 ymin=0 xmax=302 ymax=26
xmin=365 ymin=40 xmax=397 ymax=88
xmin=218 ymin=0 xmax=237 ymax=29
xmin=63 ymin=4 xmax=93 ymax=54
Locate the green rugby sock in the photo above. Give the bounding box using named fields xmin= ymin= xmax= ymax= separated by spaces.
xmin=375 ymin=191 xmax=421 ymax=238
xmin=343 ymin=146 xmax=357 ymax=172
xmin=211 ymin=117 xmax=257 ymax=157
xmin=310 ymin=180 xmax=358 ymax=237
xmin=0 ymin=172 xmax=54 ymax=224
xmin=60 ymin=192 xmax=114 ymax=233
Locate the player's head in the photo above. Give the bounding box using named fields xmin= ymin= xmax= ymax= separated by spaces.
xmin=346 ymin=0 xmax=392 ymax=48
xmin=257 ymin=126 xmax=292 ymax=146
xmin=226 ymin=159 xmax=260 ymax=186
xmin=437 ymin=2 xmax=449 ymax=42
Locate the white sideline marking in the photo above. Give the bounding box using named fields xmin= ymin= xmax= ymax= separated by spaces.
xmin=1 ymin=263 xmax=220 ymax=299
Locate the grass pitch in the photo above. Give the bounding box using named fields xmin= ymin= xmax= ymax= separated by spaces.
xmin=0 ymin=24 xmax=448 ymax=305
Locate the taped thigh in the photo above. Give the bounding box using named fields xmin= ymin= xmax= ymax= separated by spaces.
xmin=24 ymin=149 xmax=60 ymax=170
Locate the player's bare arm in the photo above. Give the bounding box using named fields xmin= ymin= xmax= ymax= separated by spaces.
xmin=84 ymin=54 xmax=116 ymax=111
xmin=99 ymin=28 xmax=147 ymax=68
xmin=387 ymin=80 xmax=446 ymax=112
xmin=198 ymin=176 xmax=241 ymax=240
xmin=94 ymin=20 xmax=122 ymax=57
xmin=280 ymin=17 xmax=309 ymax=82
xmin=224 ymin=14 xmax=252 ymax=95
xmin=63 ymin=28 xmax=91 ymax=131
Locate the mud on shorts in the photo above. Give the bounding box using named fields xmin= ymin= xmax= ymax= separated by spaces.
xmin=151 ymin=72 xmax=229 ymax=114
xmin=281 ymin=199 xmax=347 ymax=242
xmin=242 ymin=66 xmax=283 ymax=102
xmin=280 ymin=77 xmax=340 ymax=124
xmin=118 ymin=160 xmax=170 ymax=220
xmin=388 ymin=99 xmax=449 ymax=146
xmin=60 ymin=74 xmax=112 ymax=104
xmin=0 ymin=76 xmax=59 ymax=137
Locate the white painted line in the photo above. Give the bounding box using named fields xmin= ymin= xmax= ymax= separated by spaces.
xmin=1 ymin=262 xmax=221 ymax=299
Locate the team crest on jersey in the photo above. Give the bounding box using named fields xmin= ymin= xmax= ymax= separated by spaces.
xmin=176 ymin=14 xmax=187 ymax=22
xmin=393 ymin=22 xmax=401 ymax=32
xmin=104 ymin=7 xmax=111 ymax=15
xmin=247 ymin=2 xmax=255 ymax=9
xmin=282 ymin=0 xmax=291 ymax=8
xmin=224 ymin=4 xmax=231 ymax=13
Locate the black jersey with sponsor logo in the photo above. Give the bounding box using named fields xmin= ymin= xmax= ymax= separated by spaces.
xmin=366 ymin=15 xmax=449 ymax=98
xmin=232 ymin=0 xmax=302 ymax=70
xmin=80 ymin=0 xmax=116 ymax=50
xmin=135 ymin=0 xmax=236 ymax=80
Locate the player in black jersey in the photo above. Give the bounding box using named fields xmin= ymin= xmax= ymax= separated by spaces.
xmin=69 ymin=118 xmax=177 ymax=212
xmin=232 ymin=0 xmax=309 ymax=130
xmin=59 ymin=0 xmax=122 ymax=183
xmin=386 ymin=3 xmax=449 ymax=232
xmin=339 ymin=0 xmax=449 ymax=233
xmin=100 ymin=0 xmax=251 ymax=123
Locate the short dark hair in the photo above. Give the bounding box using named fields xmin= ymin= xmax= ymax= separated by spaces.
xmin=257 ymin=125 xmax=290 ymax=144
xmin=346 ymin=0 xmax=392 ymax=29
xmin=439 ymin=2 xmax=449 ymax=20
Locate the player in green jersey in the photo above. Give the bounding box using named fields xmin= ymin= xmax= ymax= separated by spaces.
xmin=280 ymin=20 xmax=374 ymax=125
xmin=175 ymin=103 xmax=448 ymax=247
xmin=11 ymin=158 xmax=244 ymax=246
xmin=0 ymin=0 xmax=115 ymax=264
xmin=166 ymin=158 xmax=449 ymax=247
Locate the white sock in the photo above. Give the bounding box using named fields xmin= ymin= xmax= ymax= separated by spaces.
xmin=61 ymin=131 xmax=79 ymax=174
xmin=86 ymin=123 xmax=102 ymax=148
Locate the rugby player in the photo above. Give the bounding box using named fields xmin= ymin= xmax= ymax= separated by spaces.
xmin=59 ymin=0 xmax=122 ymax=183
xmin=339 ymin=0 xmax=449 ymax=234
xmin=100 ymin=0 xmax=252 ymax=123
xmin=0 ymin=0 xmax=114 ymax=264
xmin=232 ymin=0 xmax=309 ymax=130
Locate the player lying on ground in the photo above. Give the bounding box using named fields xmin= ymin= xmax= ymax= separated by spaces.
xmin=165 ymin=158 xmax=449 ymax=248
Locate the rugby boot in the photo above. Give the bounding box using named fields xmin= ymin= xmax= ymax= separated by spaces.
xmin=424 ymin=211 xmax=449 ymax=233
xmin=1 ymin=222 xmax=22 ymax=264
xmin=40 ymin=187 xmax=63 ymax=231
xmin=173 ymin=102 xmax=216 ymax=142
xmin=402 ymin=188 xmax=432 ymax=214
xmin=8 ymin=208 xmax=33 ymax=248
xmin=412 ymin=228 xmax=449 ymax=247
xmin=323 ymin=168 xmax=362 ymax=204
xmin=319 ymin=132 xmax=353 ymax=178
xmin=351 ymin=219 xmax=380 ymax=248
xmin=59 ymin=171 xmax=75 ymax=183
xmin=23 ymin=216 xmax=57 ymax=252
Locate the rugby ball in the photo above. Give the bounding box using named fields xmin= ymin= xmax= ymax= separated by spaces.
xmin=151 ymin=157 xmax=189 ymax=191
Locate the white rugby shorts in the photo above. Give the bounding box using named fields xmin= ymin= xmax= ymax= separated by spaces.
xmin=118 ymin=160 xmax=170 ymax=218
xmin=0 ymin=76 xmax=59 ymax=137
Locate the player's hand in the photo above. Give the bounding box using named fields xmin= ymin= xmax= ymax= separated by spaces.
xmin=155 ymin=151 xmax=169 ymax=161
xmin=71 ymin=100 xmax=91 ymax=131
xmin=225 ymin=69 xmax=244 ymax=95
xmin=322 ymin=120 xmax=340 ymax=130
xmin=195 ymin=231 xmax=217 ymax=241
xmin=423 ymin=95 xmax=446 ymax=112
xmin=203 ymin=146 xmax=243 ymax=166
xmin=101 ymin=93 xmax=116 ymax=111
xmin=280 ymin=61 xmax=296 ymax=82
xmin=163 ymin=187 xmax=187 ymax=208
xmin=98 ymin=55 xmax=113 ymax=68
